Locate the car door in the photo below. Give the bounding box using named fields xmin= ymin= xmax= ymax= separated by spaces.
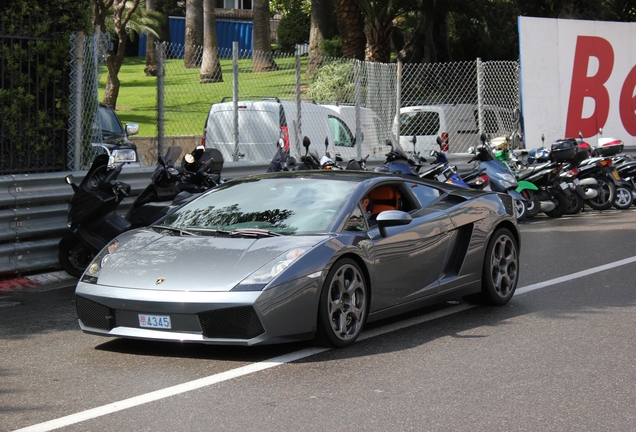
xmin=364 ymin=182 xmax=455 ymax=312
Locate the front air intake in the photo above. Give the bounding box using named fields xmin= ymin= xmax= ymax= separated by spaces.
xmin=76 ymin=296 xmax=115 ymax=331
xmin=198 ymin=306 xmax=265 ymax=339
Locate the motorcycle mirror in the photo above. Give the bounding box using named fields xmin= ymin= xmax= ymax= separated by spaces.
xmin=107 ymin=155 xmax=116 ymax=167
xmin=436 ymin=136 xmax=442 ymax=146
xmin=184 ymin=153 xmax=195 ymax=164
xmin=468 ymin=146 xmax=475 ymax=154
xmin=411 ymin=135 xmax=416 ymax=144
xmin=598 ymin=128 xmax=603 ymax=136
xmin=277 ymin=138 xmax=285 ymax=149
xmin=302 ymin=136 xmax=311 ymax=149
xmin=541 ymin=134 xmax=545 ymax=144
xmin=324 ymin=137 xmax=329 ymax=149
xmin=65 ymin=174 xmax=75 ymax=185
xmin=579 ymin=131 xmax=583 ymax=139
xmin=480 ymin=133 xmax=487 ymax=143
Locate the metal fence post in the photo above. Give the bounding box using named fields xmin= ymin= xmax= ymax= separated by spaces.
xmin=295 ymin=52 xmax=302 ymax=155
xmin=73 ymin=32 xmax=84 ymax=171
xmin=476 ymin=57 xmax=484 ymax=137
xmin=156 ymin=42 xmax=165 ymax=159
xmin=395 ymin=58 xmax=402 ymax=142
xmin=232 ymin=41 xmax=240 ymax=161
xmin=354 ymin=60 xmax=362 ymax=158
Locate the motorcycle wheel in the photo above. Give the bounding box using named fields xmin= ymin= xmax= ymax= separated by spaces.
xmin=521 ymin=190 xmax=541 ymax=219
xmin=544 ymin=192 xmax=567 ymax=218
xmin=513 ymin=199 xmax=527 ymax=221
xmin=613 ymin=186 xmax=634 ymax=209
xmin=565 ymin=191 xmax=584 ymax=214
xmin=586 ymin=178 xmax=615 ymax=210
xmin=58 ymin=233 xmax=93 ymax=278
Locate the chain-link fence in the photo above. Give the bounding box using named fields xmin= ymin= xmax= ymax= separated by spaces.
xmin=65 ymin=39 xmax=520 ymax=169
xmin=67 ymin=32 xmax=110 ymax=170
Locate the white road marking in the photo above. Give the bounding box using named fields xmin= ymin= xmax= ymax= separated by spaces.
xmin=13 ymin=255 xmax=636 ymax=432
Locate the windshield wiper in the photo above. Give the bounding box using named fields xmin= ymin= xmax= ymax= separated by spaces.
xmin=229 ymin=228 xmax=282 ymax=238
xmin=152 ymin=225 xmax=199 ymax=236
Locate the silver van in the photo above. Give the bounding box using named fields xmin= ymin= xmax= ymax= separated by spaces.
xmin=393 ymin=104 xmax=515 ymax=154
xmin=201 ymin=98 xmax=389 ymax=162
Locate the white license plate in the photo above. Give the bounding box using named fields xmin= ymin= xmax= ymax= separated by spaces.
xmin=437 ymin=174 xmax=446 ymax=182
xmin=574 ymin=178 xmax=580 ymax=185
xmin=138 ymin=314 xmax=171 ymax=329
xmin=560 ymin=182 xmax=569 ymax=190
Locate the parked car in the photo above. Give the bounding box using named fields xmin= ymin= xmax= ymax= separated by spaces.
xmin=393 ymin=104 xmax=516 ymax=154
xmin=74 ymin=170 xmax=520 ymax=348
xmin=201 ymin=98 xmax=389 ymax=163
xmin=95 ymin=103 xmax=141 ymax=167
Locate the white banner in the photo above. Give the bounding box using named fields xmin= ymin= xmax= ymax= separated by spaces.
xmin=519 ymin=16 xmax=636 ymax=148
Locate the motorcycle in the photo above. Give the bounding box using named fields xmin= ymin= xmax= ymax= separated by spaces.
xmin=374 ymin=139 xmax=421 ymax=176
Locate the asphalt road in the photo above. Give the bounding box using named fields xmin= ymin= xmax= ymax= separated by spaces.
xmin=1 ymin=209 xmax=636 ymax=432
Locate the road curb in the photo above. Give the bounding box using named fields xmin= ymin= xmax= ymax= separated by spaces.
xmin=0 ymin=271 xmax=75 ymax=293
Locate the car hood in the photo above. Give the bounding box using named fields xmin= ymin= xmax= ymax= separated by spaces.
xmin=96 ymin=229 xmax=327 ymax=291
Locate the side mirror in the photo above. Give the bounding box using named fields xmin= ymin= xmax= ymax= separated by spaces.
xmin=579 ymin=131 xmax=583 ymax=139
xmin=302 ymin=136 xmax=311 ymax=149
xmin=411 ymin=135 xmax=416 ymax=144
xmin=480 ymin=133 xmax=487 ymax=143
xmin=541 ymin=134 xmax=545 ymax=145
xmin=376 ymin=210 xmax=412 ymax=238
xmin=126 ymin=123 xmax=139 ymax=136
xmin=65 ymin=174 xmax=75 ymax=185
xmin=436 ymin=136 xmax=442 ymax=146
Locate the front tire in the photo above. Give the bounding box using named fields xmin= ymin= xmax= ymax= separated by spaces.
xmin=522 ymin=190 xmax=541 ymax=219
xmin=481 ymin=228 xmax=519 ymax=305
xmin=315 ymin=258 xmax=368 ymax=348
xmin=58 ymin=234 xmax=93 ymax=278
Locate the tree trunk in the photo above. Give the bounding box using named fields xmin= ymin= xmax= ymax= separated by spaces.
xmin=200 ymin=0 xmax=223 ymax=83
xmin=307 ymin=0 xmax=336 ymax=75
xmin=144 ymin=0 xmax=158 ymax=76
xmin=334 ymin=0 xmax=365 ymax=60
xmin=185 ymin=0 xmax=203 ymax=68
xmin=102 ymin=0 xmax=140 ymax=109
xmin=253 ymin=0 xmax=278 ymax=72
xmin=364 ymin=15 xmax=393 ymax=63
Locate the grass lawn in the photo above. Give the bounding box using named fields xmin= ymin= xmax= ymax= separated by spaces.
xmin=100 ymin=55 xmax=309 ymax=137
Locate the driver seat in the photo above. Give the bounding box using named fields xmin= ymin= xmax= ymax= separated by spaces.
xmin=369 ymin=186 xmax=401 ymax=215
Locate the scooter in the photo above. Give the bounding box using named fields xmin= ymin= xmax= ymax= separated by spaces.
xmin=466 ymin=134 xmax=530 ymax=220
xmin=59 ymin=145 xmax=222 ymax=277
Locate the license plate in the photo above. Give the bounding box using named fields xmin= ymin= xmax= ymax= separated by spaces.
xmin=138 ymin=314 xmax=171 ymax=329
xmin=612 ymin=170 xmax=621 ymax=180
xmin=560 ymin=182 xmax=569 ymax=190
xmin=437 ymin=174 xmax=446 ymax=182
xmin=574 ymin=178 xmax=580 ymax=185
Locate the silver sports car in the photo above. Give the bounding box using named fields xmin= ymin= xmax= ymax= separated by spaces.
xmin=75 ymin=170 xmax=520 ymax=348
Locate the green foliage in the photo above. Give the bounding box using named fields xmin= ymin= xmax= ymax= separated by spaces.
xmin=321 ymin=37 xmax=343 ymax=58
xmin=306 ymin=61 xmax=357 ymax=103
xmin=0 ymin=0 xmax=92 ymax=173
xmin=276 ymin=3 xmax=310 ymax=53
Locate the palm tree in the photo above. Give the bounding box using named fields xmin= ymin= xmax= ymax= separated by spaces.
xmin=200 ymin=0 xmax=223 ymax=83
xmin=355 ymin=0 xmax=409 ymax=63
xmin=93 ymin=0 xmax=162 ymax=108
xmin=185 ymin=0 xmax=203 ymax=68
xmin=253 ymin=0 xmax=279 ymax=72
xmin=334 ymin=0 xmax=366 ymax=60
xmin=307 ymin=0 xmax=336 ymax=74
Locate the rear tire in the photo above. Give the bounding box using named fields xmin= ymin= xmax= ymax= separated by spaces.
xmin=544 ymin=192 xmax=567 ymax=218
xmin=587 ymin=177 xmax=615 ymax=210
xmin=481 ymin=228 xmax=519 ymax=305
xmin=565 ymin=192 xmax=584 ymax=214
xmin=613 ymin=186 xmax=633 ymax=209
xmin=58 ymin=234 xmax=93 ymax=278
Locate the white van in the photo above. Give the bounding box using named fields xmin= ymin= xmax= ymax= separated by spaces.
xmin=393 ymin=104 xmax=515 ymax=154
xmin=201 ymin=99 xmax=389 ymax=163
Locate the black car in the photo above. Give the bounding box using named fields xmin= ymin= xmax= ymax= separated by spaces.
xmin=97 ymin=103 xmax=142 ymax=166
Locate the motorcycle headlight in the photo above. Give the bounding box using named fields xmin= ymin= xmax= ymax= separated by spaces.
xmin=111 ymin=149 xmax=137 ymax=163
xmin=80 ymin=240 xmax=119 ymax=284
xmin=235 ymin=248 xmax=306 ymax=291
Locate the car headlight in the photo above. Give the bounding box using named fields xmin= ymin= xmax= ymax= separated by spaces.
xmin=80 ymin=240 xmax=119 ymax=284
xmin=111 ymin=149 xmax=137 ymax=163
xmin=234 ymin=248 xmax=306 ymax=291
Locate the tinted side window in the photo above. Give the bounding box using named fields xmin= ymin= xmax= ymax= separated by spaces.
xmin=400 ymin=111 xmax=440 ymax=136
xmin=407 ymin=182 xmax=442 ymax=207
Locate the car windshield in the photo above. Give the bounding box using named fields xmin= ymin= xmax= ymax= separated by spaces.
xmin=159 ymin=177 xmax=358 ymax=235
